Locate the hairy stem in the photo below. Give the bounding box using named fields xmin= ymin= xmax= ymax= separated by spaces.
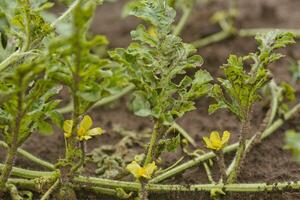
xmin=74 ymin=175 xmax=300 ymax=193
xmin=0 ymin=79 xmax=23 ymax=189
xmin=224 ymin=117 xmax=250 ymax=183
xmin=203 ymin=162 xmax=215 ymax=183
xmin=3 ymin=168 xmax=300 ymax=194
xmin=215 ymin=151 xmax=227 ymax=183
xmin=0 ymin=164 xmax=57 ymax=179
xmin=0 ymin=141 xmax=55 ymax=170
xmin=167 ymin=123 xmax=197 ymax=147
xmin=268 ymin=80 xmax=281 ymax=126
xmin=144 ymin=122 xmax=161 ymax=165
xmin=192 ymin=30 xmax=233 ymax=48
xmin=173 ymin=6 xmax=193 ymax=36
xmin=40 ymin=179 xmax=60 ymax=200
xmin=7 ymin=184 xmax=22 ymax=200
xmin=70 ymin=141 xmax=85 ymax=173
xmin=51 ymin=0 xmax=81 ymax=28
xmin=139 ymin=180 xmax=148 ymax=200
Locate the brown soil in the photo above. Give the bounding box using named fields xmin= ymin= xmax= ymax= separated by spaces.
xmin=1 ymin=0 xmax=300 ymax=199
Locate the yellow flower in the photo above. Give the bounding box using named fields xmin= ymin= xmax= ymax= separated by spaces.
xmin=63 ymin=120 xmax=73 ymax=138
xmin=148 ymin=26 xmax=157 ymax=37
xmin=203 ymin=131 xmax=230 ymax=150
xmin=126 ymin=161 xmax=157 ymax=179
xmin=63 ymin=115 xmax=103 ymax=141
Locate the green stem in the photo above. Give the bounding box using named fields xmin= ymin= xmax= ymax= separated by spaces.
xmin=0 ymin=141 xmax=55 ymax=170
xmin=192 ymin=27 xmax=300 ymax=50
xmin=227 ymin=117 xmax=250 ymax=183
xmin=156 ymin=157 xmax=184 ymax=175
xmin=215 ymin=151 xmax=227 ymax=183
xmin=51 ymin=0 xmax=81 ymax=28
xmin=173 ymin=6 xmax=193 ymax=36
xmin=40 ymin=179 xmax=60 ymax=200
xmin=192 ymin=30 xmax=233 ymax=48
xmin=4 ymin=168 xmax=300 ymax=194
xmin=149 ymin=102 xmax=300 ymax=183
xmin=166 ymin=122 xmax=197 ymax=147
xmin=0 ymin=79 xmax=23 ymax=189
xmin=268 ymin=80 xmax=281 ymax=126
xmin=74 ymin=175 xmax=300 ymax=193
xmin=7 ymin=183 xmax=22 ymax=200
xmin=64 ymin=11 xmax=82 ymax=167
xmin=139 ymin=180 xmax=148 ymax=200
xmin=70 ymin=141 xmax=85 ymax=173
xmin=7 ymin=179 xmax=36 ymax=190
xmin=0 ymin=164 xmax=57 ymax=179
xmin=203 ymin=162 xmax=215 ymax=184
xmin=80 ymin=186 xmax=117 ymax=196
xmin=144 ymin=122 xmax=160 ymax=165
xmin=0 ymin=51 xmax=21 ymax=72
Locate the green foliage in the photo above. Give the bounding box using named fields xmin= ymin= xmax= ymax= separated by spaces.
xmin=0 ymin=59 xmax=62 ymax=146
xmin=285 ymin=130 xmax=300 ymax=162
xmin=277 ymin=82 xmax=296 ymax=113
xmin=289 ymin=60 xmax=300 ymax=83
xmin=48 ymin=0 xmax=128 ymax=114
xmin=7 ymin=0 xmax=52 ymax=50
xmin=209 ymin=31 xmax=295 ymax=121
xmin=111 ymin=0 xmax=212 ymax=125
xmin=0 ymin=0 xmax=61 ymax=146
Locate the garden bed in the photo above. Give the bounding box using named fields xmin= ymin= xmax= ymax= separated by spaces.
xmin=1 ymin=0 xmax=300 ymax=199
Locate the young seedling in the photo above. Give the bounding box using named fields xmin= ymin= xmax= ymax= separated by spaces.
xmin=209 ymin=30 xmax=295 ymax=183
xmin=47 ymin=0 xmax=128 ymax=197
xmin=0 ymin=0 xmax=60 ymax=194
xmin=111 ymin=0 xmax=212 ymax=198
xmin=111 ymin=0 xmax=212 ymax=165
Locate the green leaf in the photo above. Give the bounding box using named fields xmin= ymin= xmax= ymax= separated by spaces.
xmin=281 ymin=82 xmax=296 ymax=102
xmin=38 ymin=121 xmax=53 ymax=135
xmin=285 ymin=130 xmax=300 ymax=162
xmin=111 ymin=0 xmax=212 ymax=125
xmin=124 ymin=0 xmax=176 ymax=33
xmin=47 ymin=110 xmax=63 ymax=128
xmin=131 ymin=92 xmax=152 ymax=117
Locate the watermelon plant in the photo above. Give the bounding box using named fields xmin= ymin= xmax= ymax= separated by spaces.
xmin=0 ymin=0 xmax=299 ymax=200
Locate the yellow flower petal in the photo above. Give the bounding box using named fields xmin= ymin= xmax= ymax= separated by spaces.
xmin=203 ymin=136 xmax=214 ymax=149
xmin=221 ymin=131 xmax=230 ymax=145
xmin=77 ymin=127 xmax=86 ymax=138
xmin=87 ymin=128 xmax=103 ymax=136
xmin=203 ymin=131 xmax=228 ymax=150
xmin=78 ymin=135 xmax=92 ymax=141
xmin=143 ymin=162 xmax=157 ymax=179
xmin=126 ymin=161 xmax=142 ymax=179
xmin=63 ymin=120 xmax=73 ymax=138
xmin=126 ymin=161 xmax=157 ymax=179
xmin=210 ymin=131 xmax=221 ymax=142
xmin=80 ymin=115 xmax=93 ymax=131
xmin=148 ymin=26 xmax=157 ymax=37
xmin=210 ymin=131 xmax=222 ymax=150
